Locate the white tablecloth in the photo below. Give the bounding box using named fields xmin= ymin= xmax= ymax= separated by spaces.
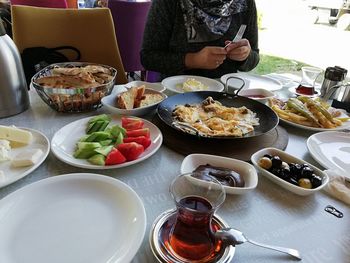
xmin=0 ymin=89 xmax=349 ymax=263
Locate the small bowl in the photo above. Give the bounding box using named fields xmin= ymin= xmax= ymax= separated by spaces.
xmin=102 ymin=88 xmax=167 ymax=116
xmin=238 ymin=88 xmax=275 ymax=104
xmin=31 ymin=62 xmax=117 ymax=112
xmin=251 ymin=147 xmax=329 ymax=196
xmin=125 ymin=81 xmax=166 ymax=93
xmin=180 ymin=154 xmax=258 ymax=195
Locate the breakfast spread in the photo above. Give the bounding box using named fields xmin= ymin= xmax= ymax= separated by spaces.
xmin=172 ymin=96 xmax=259 ymax=137
xmin=193 ymin=164 xmax=245 ymax=187
xmin=35 ymin=65 xmax=114 ymax=89
xmin=74 ymin=115 xmax=151 ymax=166
xmin=269 ymin=97 xmax=347 ymax=128
xmin=258 ymin=154 xmax=322 ymax=189
xmin=116 ymin=85 xmax=163 ymax=109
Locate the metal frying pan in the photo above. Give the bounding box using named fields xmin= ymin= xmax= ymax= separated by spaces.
xmin=157 ymin=76 xmax=279 ymax=139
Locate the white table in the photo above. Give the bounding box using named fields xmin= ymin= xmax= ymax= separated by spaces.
xmin=0 ymin=89 xmax=349 ymax=263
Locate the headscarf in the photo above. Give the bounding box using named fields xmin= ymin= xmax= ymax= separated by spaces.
xmin=180 ymin=0 xmax=248 ymax=43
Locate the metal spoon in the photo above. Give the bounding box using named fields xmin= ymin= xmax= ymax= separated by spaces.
xmin=215 ymin=228 xmax=302 ymax=260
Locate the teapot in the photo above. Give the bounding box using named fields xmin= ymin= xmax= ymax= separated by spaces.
xmin=0 ymin=18 xmax=29 ymax=118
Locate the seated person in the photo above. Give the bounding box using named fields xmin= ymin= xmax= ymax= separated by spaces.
xmin=141 ymin=0 xmax=260 ymax=80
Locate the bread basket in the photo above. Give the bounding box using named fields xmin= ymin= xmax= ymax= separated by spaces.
xmin=31 ymin=62 xmax=117 ymax=112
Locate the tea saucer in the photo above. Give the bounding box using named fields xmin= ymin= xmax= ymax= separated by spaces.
xmin=150 ymin=209 xmax=235 ymax=263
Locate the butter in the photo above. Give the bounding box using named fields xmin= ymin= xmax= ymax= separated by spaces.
xmin=11 ymin=148 xmax=43 ymax=167
xmin=0 ymin=125 xmax=33 ymax=145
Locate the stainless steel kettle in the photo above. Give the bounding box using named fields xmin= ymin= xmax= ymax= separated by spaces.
xmin=0 ymin=18 xmax=29 ymax=118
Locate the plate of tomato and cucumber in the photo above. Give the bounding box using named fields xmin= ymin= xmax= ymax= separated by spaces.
xmin=51 ymin=114 xmax=163 ymax=169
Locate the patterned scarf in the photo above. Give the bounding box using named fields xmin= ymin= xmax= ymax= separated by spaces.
xmin=180 ymin=0 xmax=248 ymax=43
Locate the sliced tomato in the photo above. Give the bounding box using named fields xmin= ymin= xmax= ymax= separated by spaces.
xmin=121 ymin=117 xmax=144 ymax=130
xmin=105 ymin=148 xmax=126 ymax=165
xmin=117 ymin=142 xmax=144 ymax=161
xmin=123 ymin=136 xmax=151 ymax=149
xmin=126 ymin=128 xmax=150 ymax=138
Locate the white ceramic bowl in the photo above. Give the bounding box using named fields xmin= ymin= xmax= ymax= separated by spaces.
xmin=251 ymin=148 xmax=328 ymax=196
xmin=125 ymin=81 xmax=166 ymax=93
xmin=180 ymin=154 xmax=258 ymax=195
xmin=101 ymin=88 xmax=167 ymax=116
xmin=238 ymin=88 xmax=275 ymax=104
xmin=161 ymin=75 xmax=224 ymax=94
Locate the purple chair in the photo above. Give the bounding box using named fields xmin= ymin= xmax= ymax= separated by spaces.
xmin=108 ymin=0 xmax=151 ymax=79
xmin=11 ymin=0 xmax=68 ymax=8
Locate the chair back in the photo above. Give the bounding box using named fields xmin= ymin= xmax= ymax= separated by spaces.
xmin=11 ymin=5 xmax=127 ymax=84
xmin=108 ymin=0 xmax=151 ymax=73
xmin=11 ymin=0 xmax=68 ymax=8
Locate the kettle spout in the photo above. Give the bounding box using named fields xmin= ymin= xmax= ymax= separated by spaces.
xmin=320 ymin=84 xmax=343 ymax=101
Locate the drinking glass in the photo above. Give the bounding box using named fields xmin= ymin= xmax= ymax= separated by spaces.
xmin=296 ymin=66 xmax=323 ymax=95
xmin=168 ymin=173 xmax=226 ymax=262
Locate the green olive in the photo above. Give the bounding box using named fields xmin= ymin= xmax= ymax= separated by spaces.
xmin=258 ymin=157 xmax=272 ymax=170
xmin=298 ymin=178 xmax=312 ymax=189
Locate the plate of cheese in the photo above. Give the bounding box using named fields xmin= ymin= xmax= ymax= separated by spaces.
xmin=0 ymin=125 xmax=50 ymax=188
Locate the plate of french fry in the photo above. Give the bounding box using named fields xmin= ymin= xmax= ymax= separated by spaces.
xmin=269 ymin=97 xmax=350 ymax=131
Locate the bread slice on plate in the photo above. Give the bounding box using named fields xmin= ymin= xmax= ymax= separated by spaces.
xmin=116 ymin=85 xmax=146 ymax=109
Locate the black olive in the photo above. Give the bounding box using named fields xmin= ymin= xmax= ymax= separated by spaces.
xmin=270 ymin=167 xmax=281 ymax=176
xmin=310 ymin=174 xmax=322 ymax=188
xmin=301 ymin=166 xmax=314 ymax=179
xmin=263 ymin=154 xmax=272 ymax=159
xmin=290 ymin=163 xmax=303 ymax=179
xmin=271 ymin=156 xmax=282 ymax=168
xmin=288 ymin=177 xmax=299 ymax=186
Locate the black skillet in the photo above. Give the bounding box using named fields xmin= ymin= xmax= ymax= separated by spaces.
xmin=157 ymin=76 xmax=279 ymax=139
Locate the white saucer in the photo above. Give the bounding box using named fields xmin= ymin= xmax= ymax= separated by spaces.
xmin=307 ymin=131 xmax=350 ymax=180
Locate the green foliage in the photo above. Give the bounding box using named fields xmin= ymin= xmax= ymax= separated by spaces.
xmin=251 ymin=54 xmax=309 ymax=75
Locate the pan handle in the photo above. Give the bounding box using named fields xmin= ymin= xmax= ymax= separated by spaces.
xmin=224 ymin=76 xmax=246 ymax=96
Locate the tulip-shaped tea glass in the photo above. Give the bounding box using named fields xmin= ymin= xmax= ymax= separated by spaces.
xmin=296 ymin=66 xmax=322 ymax=95
xmin=168 ymin=173 xmax=226 ymax=262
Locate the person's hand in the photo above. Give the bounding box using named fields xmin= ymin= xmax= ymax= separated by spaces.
xmin=185 ymin=46 xmax=227 ymax=70
xmin=225 ymin=39 xmax=251 ymax=61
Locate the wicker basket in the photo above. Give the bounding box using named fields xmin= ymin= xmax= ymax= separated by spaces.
xmin=31 ymin=62 xmax=117 ymax=112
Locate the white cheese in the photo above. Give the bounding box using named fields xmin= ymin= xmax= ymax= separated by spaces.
xmin=0 ymin=139 xmax=11 ymax=150
xmin=11 ymin=149 xmax=43 ymax=167
xmin=0 ymin=125 xmax=33 ymax=145
xmin=0 ymin=146 xmax=10 ymax=162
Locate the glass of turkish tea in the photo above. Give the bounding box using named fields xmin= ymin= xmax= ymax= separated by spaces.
xmin=296 ymin=66 xmax=323 ymax=95
xmin=168 ymin=173 xmax=226 ymax=262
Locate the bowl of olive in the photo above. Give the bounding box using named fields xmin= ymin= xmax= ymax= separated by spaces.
xmin=251 ymin=148 xmax=328 ymax=196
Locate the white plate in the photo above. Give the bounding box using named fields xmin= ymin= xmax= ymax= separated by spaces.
xmin=180 ymin=154 xmax=258 ymax=195
xmin=51 ymin=115 xmax=163 ymax=169
xmin=307 ymin=131 xmax=350 ymax=180
xmin=251 ymin=148 xmax=328 ymax=196
xmin=220 ymin=72 xmax=283 ymax=91
xmin=279 ymin=109 xmax=350 ymax=131
xmin=0 ymin=128 xmax=50 ymax=188
xmin=161 ymin=75 xmax=224 ymax=93
xmin=102 ymin=88 xmax=167 ymax=116
xmin=0 ymin=173 xmax=146 ymax=263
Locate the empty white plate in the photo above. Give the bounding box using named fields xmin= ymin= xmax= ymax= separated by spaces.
xmin=0 ymin=173 xmax=146 ymax=263
xmin=220 ymin=72 xmax=283 ymax=91
xmin=0 ymin=127 xmax=50 ymax=188
xmin=161 ymin=75 xmax=224 ymax=93
xmin=307 ymin=131 xmax=350 ymax=179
